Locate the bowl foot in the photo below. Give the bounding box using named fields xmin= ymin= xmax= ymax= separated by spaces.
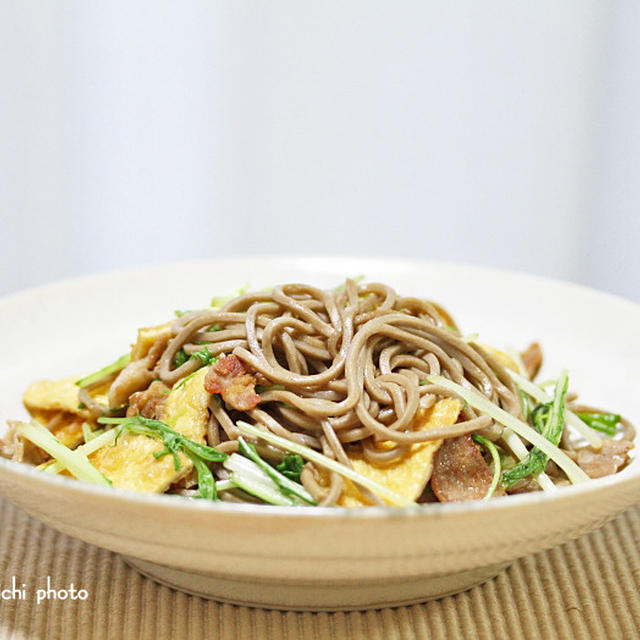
xmin=122 ymin=556 xmax=511 ymax=611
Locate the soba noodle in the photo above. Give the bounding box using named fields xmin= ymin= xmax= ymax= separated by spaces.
xmin=7 ymin=279 xmax=634 ymax=506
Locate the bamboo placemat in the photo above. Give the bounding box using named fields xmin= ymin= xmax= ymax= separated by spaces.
xmin=0 ymin=498 xmax=638 ymax=639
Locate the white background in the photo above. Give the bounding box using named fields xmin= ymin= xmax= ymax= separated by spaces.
xmin=1 ymin=2 xmax=638 ymax=300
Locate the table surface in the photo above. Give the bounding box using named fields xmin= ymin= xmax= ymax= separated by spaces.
xmin=0 ymin=498 xmax=638 ymax=640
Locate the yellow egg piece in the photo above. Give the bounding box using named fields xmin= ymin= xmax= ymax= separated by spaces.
xmin=89 ymin=368 xmax=209 ymax=493
xmin=23 ymin=377 xmax=109 ymax=424
xmin=130 ymin=322 xmax=172 ymax=360
xmin=23 ymin=377 xmax=83 ymax=416
xmin=23 ymin=322 xmax=171 ymax=422
xmin=338 ymin=397 xmax=463 ymax=507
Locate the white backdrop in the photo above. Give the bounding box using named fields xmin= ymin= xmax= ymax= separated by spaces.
xmin=1 ymin=2 xmax=638 ymax=300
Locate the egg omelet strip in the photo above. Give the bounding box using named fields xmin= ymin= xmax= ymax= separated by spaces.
xmin=88 ymin=368 xmax=210 ymax=493
xmin=21 ymin=323 xmax=173 ymax=450
xmin=20 ymin=321 xmax=208 ymax=493
xmin=23 ymin=377 xmax=110 ymax=421
xmin=336 ymin=397 xmax=463 ymax=507
xmin=22 ymin=378 xmax=111 ymax=448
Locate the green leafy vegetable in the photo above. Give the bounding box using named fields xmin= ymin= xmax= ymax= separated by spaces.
xmin=75 ymin=354 xmax=131 ymax=388
xmin=173 ymin=347 xmax=219 ymax=390
xmin=236 ymin=421 xmax=413 ymax=506
xmin=518 ymin=387 xmax=533 ymax=421
xmin=18 ymin=421 xmax=111 ymax=485
xmin=214 ymin=479 xmax=234 ymax=493
xmin=505 ymin=369 xmax=602 ymax=448
xmin=173 ymin=349 xmax=190 ymax=367
xmin=237 ymin=437 xmax=315 ymax=504
xmin=471 ymin=434 xmax=502 ymax=500
xmin=577 ymin=412 xmax=620 ymax=436
xmin=229 ymin=473 xmax=293 ymax=506
xmin=425 ymin=373 xmax=589 ymax=486
xmin=224 ymin=454 xmax=296 ymax=506
xmin=98 ymin=414 xmax=227 ymax=500
xmin=81 ymin=422 xmax=104 ymax=444
xmin=530 ymin=403 xmax=550 ymax=432
xmin=499 ymin=428 xmax=556 ymax=492
xmin=40 ymin=428 xmax=118 ymax=475
xmin=187 ymin=455 xmax=216 ymax=500
xmin=191 ymin=346 xmax=216 ymax=366
xmin=276 ymin=454 xmax=305 ymax=482
xmin=502 ymin=371 xmax=569 ymax=489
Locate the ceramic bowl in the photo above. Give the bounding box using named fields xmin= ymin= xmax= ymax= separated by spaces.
xmin=0 ymin=257 xmax=638 ymax=610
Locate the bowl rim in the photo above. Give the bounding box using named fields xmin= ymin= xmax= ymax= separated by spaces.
xmin=1 ymin=254 xmax=639 ymax=311
xmin=1 ymin=255 xmax=639 ymax=522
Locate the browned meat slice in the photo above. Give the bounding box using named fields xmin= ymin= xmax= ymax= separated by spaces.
xmin=431 ymin=434 xmax=493 ymax=502
xmin=204 ymin=355 xmax=262 ymax=411
xmin=126 ymin=380 xmax=170 ymax=419
xmin=576 ymin=439 xmax=633 ymax=479
xmin=108 ymin=333 xmax=170 ymax=409
xmin=520 ymin=342 xmax=543 ymax=380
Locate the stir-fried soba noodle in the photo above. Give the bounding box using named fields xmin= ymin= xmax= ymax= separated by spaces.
xmin=4 ymin=280 xmax=635 ymax=507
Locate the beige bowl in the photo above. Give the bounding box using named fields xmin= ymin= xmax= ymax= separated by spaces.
xmin=0 ymin=257 xmax=638 ymax=610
